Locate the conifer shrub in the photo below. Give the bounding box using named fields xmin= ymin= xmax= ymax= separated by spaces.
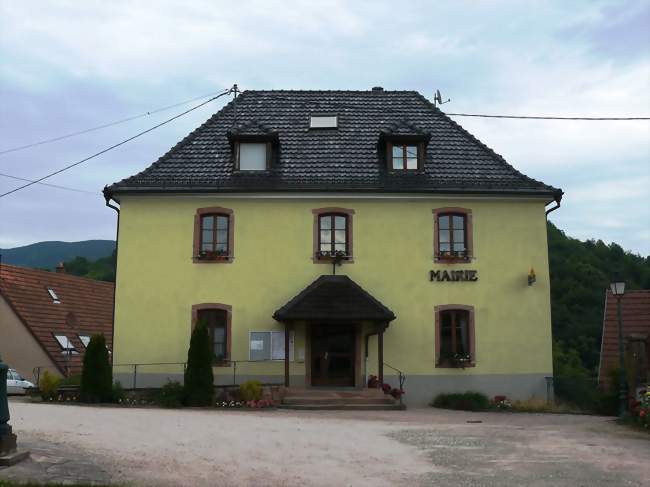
xmin=39 ymin=370 xmax=61 ymax=400
xmin=80 ymin=333 xmax=113 ymax=403
xmin=183 ymin=320 xmax=214 ymax=406
xmin=239 ymin=380 xmax=263 ymax=401
xmin=156 ymin=380 xmax=185 ymax=408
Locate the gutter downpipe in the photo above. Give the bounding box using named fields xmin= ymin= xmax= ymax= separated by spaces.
xmin=545 ymin=190 xmax=563 ymax=217
xmin=103 ymin=186 xmax=120 ymax=381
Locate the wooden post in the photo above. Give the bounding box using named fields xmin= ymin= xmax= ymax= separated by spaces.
xmin=284 ymin=323 xmax=290 ymax=387
xmin=378 ymin=326 xmax=384 ymax=385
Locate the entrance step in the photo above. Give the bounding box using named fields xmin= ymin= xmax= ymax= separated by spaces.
xmin=279 ymin=403 xmax=405 ymax=411
xmin=279 ymin=387 xmax=404 ymax=410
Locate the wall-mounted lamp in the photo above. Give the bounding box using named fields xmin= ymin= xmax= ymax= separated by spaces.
xmin=527 ymin=268 xmax=536 ymax=286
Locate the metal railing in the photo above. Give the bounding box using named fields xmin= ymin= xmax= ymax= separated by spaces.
xmin=383 ymin=362 xmax=406 ymax=407
xmin=111 ymin=360 xmax=290 ymax=389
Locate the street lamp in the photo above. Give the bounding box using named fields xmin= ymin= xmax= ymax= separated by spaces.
xmin=610 ymin=273 xmax=627 ymax=418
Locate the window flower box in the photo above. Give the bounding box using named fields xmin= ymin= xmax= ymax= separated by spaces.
xmin=316 ymin=250 xmax=349 ymax=262
xmin=197 ymin=250 xmax=230 ymax=261
xmin=436 ymin=250 xmax=469 ymax=262
xmin=438 ymin=352 xmax=473 ymax=369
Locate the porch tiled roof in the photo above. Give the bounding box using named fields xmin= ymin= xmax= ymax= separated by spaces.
xmin=273 ymin=275 xmax=395 ymax=323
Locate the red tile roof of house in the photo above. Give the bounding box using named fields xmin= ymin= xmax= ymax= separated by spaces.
xmin=0 ymin=263 xmax=114 ymax=375
xmin=598 ymin=290 xmax=650 ymax=387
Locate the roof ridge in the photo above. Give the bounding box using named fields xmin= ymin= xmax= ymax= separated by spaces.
xmin=239 ymin=89 xmax=420 ymax=93
xmin=0 ymin=263 xmax=115 ymax=287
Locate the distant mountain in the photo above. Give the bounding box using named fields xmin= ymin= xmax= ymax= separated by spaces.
xmin=0 ymin=240 xmax=116 ymax=270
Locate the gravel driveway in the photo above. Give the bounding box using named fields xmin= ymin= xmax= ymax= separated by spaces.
xmin=2 ymin=400 xmax=649 ymax=486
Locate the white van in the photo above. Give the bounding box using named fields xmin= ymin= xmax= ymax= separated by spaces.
xmin=6 ymin=369 xmax=35 ymax=395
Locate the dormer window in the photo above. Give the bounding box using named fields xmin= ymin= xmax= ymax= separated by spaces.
xmin=309 ymin=115 xmax=337 ymax=129
xmin=379 ymin=120 xmax=429 ymax=172
xmin=237 ymin=142 xmax=269 ymax=171
xmin=387 ymin=142 xmax=424 ymax=171
xmin=391 ymin=144 xmax=419 ymax=170
xmin=228 ymin=121 xmax=278 ymax=172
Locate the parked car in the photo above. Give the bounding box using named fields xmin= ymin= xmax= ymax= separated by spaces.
xmin=6 ymin=369 xmax=35 ymax=395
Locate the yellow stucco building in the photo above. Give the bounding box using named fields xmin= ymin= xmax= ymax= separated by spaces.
xmin=105 ymin=89 xmax=562 ymax=406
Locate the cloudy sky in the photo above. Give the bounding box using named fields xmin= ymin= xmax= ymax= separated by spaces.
xmin=1 ymin=0 xmax=648 ymax=254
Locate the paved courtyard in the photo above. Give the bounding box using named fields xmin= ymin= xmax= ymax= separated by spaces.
xmin=1 ymin=398 xmax=648 ymax=486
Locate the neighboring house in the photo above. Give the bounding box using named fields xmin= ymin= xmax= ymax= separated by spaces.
xmin=104 ymin=88 xmax=562 ymax=406
xmin=598 ymin=290 xmax=650 ymax=397
xmin=0 ymin=263 xmax=114 ymax=380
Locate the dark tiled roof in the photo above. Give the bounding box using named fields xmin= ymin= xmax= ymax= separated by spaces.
xmin=107 ymin=90 xmax=561 ymax=198
xmin=598 ymin=290 xmax=650 ymax=388
xmin=273 ymin=275 xmax=396 ymax=323
xmin=0 ymin=264 xmax=114 ymax=375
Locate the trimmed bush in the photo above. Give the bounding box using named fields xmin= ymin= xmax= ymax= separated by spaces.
xmin=112 ymin=381 xmax=126 ymax=403
xmin=156 ymin=380 xmax=185 ymax=408
xmin=39 ymin=370 xmax=60 ymax=399
xmin=80 ymin=333 xmax=113 ymax=403
xmin=431 ymin=391 xmax=490 ymax=411
xmin=184 ymin=320 xmax=214 ymax=406
xmin=239 ymin=380 xmax=263 ymax=402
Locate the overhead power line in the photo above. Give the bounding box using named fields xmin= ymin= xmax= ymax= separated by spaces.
xmin=0 ymin=88 xmax=234 ymax=199
xmin=443 ymin=113 xmax=650 ymax=120
xmin=0 ymin=90 xmax=229 ymax=156
xmin=0 ymin=173 xmax=96 ymax=194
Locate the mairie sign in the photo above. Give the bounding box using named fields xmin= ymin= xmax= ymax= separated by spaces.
xmin=430 ymin=270 xmax=478 ymax=282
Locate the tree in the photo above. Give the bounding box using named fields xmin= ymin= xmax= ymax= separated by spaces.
xmin=183 ymin=321 xmax=214 ymax=406
xmin=80 ymin=334 xmax=113 ymax=402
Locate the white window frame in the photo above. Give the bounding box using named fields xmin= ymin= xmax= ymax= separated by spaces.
xmin=309 ymin=115 xmax=338 ymax=129
xmin=54 ymin=334 xmax=78 ymax=354
xmin=47 ymin=288 xmax=61 ymax=304
xmin=78 ymin=335 xmax=91 ymax=347
xmin=248 ymin=331 xmax=294 ymax=361
xmin=238 ymin=142 xmax=268 ymax=171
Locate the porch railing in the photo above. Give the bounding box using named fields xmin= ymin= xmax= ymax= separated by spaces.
xmin=383 ymin=361 xmax=406 ymax=407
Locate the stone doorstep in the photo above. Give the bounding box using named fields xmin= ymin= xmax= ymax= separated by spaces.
xmin=0 ymin=450 xmax=30 ymax=467
xmin=282 ymin=396 xmax=397 ymax=405
xmin=282 ymin=387 xmax=388 ymax=398
xmin=279 ymin=403 xmax=405 ymax=411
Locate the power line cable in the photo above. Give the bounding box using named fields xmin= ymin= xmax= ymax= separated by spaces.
xmin=0 ymin=173 xmax=96 ymax=194
xmin=443 ymin=113 xmax=650 ymax=120
xmin=0 ymin=90 xmax=229 ymax=155
xmin=0 ymin=88 xmax=233 ymax=199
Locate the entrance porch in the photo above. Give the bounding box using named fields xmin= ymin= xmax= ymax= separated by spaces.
xmin=273 ymin=275 xmax=396 ymax=390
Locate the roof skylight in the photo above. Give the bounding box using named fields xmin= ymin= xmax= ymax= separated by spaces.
xmin=54 ymin=334 xmax=78 ymax=354
xmin=47 ymin=288 xmax=60 ymax=304
xmin=79 ymin=335 xmax=91 ymax=347
xmin=309 ymin=115 xmax=337 ymax=129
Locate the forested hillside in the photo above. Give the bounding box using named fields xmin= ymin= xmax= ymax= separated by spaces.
xmin=0 ymin=240 xmax=115 ymax=269
xmin=548 ymin=222 xmax=650 ymax=376
xmin=63 ymin=249 xmax=116 ymax=282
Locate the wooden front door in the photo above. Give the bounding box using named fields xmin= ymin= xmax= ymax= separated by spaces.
xmin=310 ymin=324 xmax=356 ymax=387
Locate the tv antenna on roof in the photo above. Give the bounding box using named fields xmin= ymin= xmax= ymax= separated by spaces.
xmin=433 ymin=89 xmax=451 ymax=107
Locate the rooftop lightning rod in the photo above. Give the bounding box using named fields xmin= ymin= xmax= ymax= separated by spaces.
xmin=433 ymin=89 xmax=451 ymax=107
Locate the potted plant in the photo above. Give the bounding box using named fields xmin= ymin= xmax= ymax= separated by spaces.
xmin=367 ymin=375 xmax=380 ymax=388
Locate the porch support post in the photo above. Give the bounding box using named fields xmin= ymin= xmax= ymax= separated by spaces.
xmin=378 ymin=325 xmax=384 ymax=385
xmin=284 ymin=322 xmax=290 ymax=387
